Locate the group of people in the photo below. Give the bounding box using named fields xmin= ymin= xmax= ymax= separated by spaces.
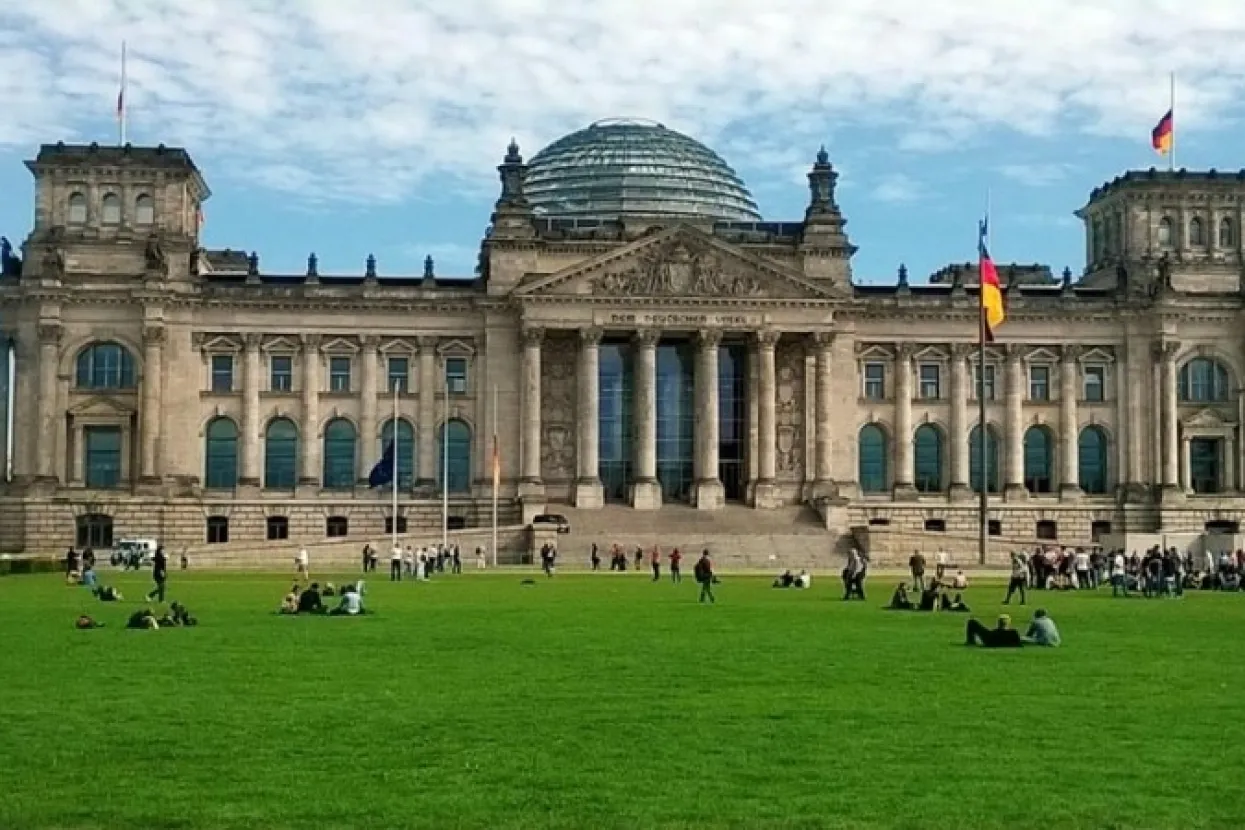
xmin=64 ymin=540 xmax=195 ymax=631
xmin=279 ymin=581 xmax=367 ymax=616
xmin=887 ymin=580 xmax=971 ymax=613
xmin=354 ymin=542 xmax=474 ymax=581
xmin=772 ymin=569 xmax=813 ymax=589
xmin=588 ymin=544 xmax=687 ymax=583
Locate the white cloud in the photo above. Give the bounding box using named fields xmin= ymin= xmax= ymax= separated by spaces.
xmin=3 ymin=1 xmax=1245 ymax=203
xmin=997 ymin=163 xmax=1075 ymax=187
xmin=871 ymin=173 xmax=924 ymax=204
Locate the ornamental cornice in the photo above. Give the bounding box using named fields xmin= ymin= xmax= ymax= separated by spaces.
xmin=517 ymin=294 xmax=839 ymax=311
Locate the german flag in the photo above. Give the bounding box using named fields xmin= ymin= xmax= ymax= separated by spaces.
xmin=978 ymin=219 xmax=1005 ymax=342
xmin=1152 ymin=109 xmax=1174 ymax=155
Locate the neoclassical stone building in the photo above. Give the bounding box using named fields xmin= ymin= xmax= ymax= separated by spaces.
xmin=1 ymin=118 xmax=1244 ymax=555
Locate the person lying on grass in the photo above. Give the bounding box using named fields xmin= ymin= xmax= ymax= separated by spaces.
xmin=127 ymin=608 xmax=160 ymax=630
xmin=93 ymin=585 xmax=123 ymax=602
xmin=965 ymin=610 xmax=1060 ymax=648
xmin=157 ymin=602 xmax=197 ymax=627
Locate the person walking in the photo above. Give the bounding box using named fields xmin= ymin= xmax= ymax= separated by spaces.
xmin=146 ymin=546 xmax=168 ymax=603
xmin=669 ymin=548 xmax=682 ymax=583
xmin=390 ymin=544 xmax=403 ymax=582
xmin=590 ymin=543 xmax=601 ymax=572
xmin=649 ymin=545 xmax=662 ymax=582
xmin=296 ymin=546 xmax=309 ymax=581
xmin=1003 ymin=551 xmax=1028 ymax=605
xmin=694 ymin=550 xmax=716 ymax=604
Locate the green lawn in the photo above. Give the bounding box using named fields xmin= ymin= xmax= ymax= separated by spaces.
xmin=2 ymin=569 xmax=1242 ymax=830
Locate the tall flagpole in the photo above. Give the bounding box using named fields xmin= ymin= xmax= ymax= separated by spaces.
xmin=1169 ymin=72 xmax=1177 ymax=172
xmin=441 ymin=373 xmax=449 ymax=550
xmin=118 ymin=41 xmax=128 ymax=146
xmin=491 ymin=383 xmax=499 ymax=569
xmin=391 ymin=380 xmax=399 ymax=553
xmin=977 ymin=190 xmax=991 ymax=567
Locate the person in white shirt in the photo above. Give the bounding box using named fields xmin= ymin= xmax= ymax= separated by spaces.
xmin=416 ymin=551 xmax=427 ymax=581
xmin=1074 ymin=549 xmax=1091 ymax=590
xmin=1110 ymin=552 xmax=1128 ymax=597
xmin=390 ymin=545 xmax=403 ymax=581
xmin=476 ymin=546 xmax=487 ymax=569
xmin=794 ymin=570 xmax=812 ymax=589
xmin=295 ymin=547 xmax=309 ymax=581
xmin=330 ymin=583 xmax=364 ymax=616
xmin=935 ymin=550 xmax=948 ymax=581
xmin=951 ymin=569 xmax=968 ymax=590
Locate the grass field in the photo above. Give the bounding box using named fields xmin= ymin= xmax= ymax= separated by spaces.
xmin=2 ymin=569 xmax=1243 ymax=830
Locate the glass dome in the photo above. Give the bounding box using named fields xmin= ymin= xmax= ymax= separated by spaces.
xmin=524 ymin=119 xmax=762 ymax=222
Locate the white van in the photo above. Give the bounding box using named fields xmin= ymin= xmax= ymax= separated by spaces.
xmin=112 ymin=538 xmax=159 ymax=569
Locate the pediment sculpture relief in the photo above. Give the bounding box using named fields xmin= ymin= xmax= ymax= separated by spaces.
xmin=591 ymin=240 xmax=766 ymax=298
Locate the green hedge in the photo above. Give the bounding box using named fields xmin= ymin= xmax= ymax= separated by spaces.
xmin=0 ymin=557 xmax=62 ymax=576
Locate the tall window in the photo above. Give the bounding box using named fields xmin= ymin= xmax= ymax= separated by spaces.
xmin=863 ymin=363 xmax=885 ymax=400
xmin=76 ymin=513 xmax=114 ymax=549
xmin=76 ymin=343 xmax=136 ymax=389
xmin=1078 ymin=426 xmax=1109 ymax=495
xmin=445 ymin=357 xmax=468 ymax=394
xmin=329 ymin=357 xmax=351 ymax=392
xmin=918 ymin=365 xmax=940 ymax=400
xmin=1219 ymin=217 xmax=1236 ymax=248
xmin=913 ymin=424 xmax=943 ymax=493
xmin=322 ymin=418 xmax=357 ymax=488
xmin=387 ymin=357 xmax=409 ymax=393
xmin=969 ymin=424 xmax=1000 ymax=493
xmin=598 ymin=343 xmax=632 ymax=502
xmin=1023 ymin=426 xmax=1054 ymax=494
xmin=1029 ymin=366 xmax=1050 ymax=401
xmin=440 ymin=419 xmax=471 ymax=493
xmin=380 ymin=418 xmax=415 ymax=489
xmin=973 ymin=364 xmax=996 ymax=401
xmin=1179 ymin=358 xmax=1230 ymax=402
xmin=204 ymin=417 xmax=239 ymax=488
xmin=84 ymin=426 xmax=122 ymax=488
xmin=1190 ymin=438 xmax=1221 ymax=494
xmin=1083 ymin=365 xmax=1105 ymax=402
xmin=1189 ymin=217 xmax=1205 ymax=246
xmin=264 ymin=418 xmax=298 ymax=488
xmin=211 ymin=355 xmax=234 ymax=392
xmin=718 ymin=344 xmax=747 ymax=502
xmin=655 ymin=344 xmax=694 ymax=501
xmin=270 ymin=356 xmax=293 ymax=391
xmin=101 ymin=193 xmax=121 ymax=224
xmin=68 ymin=192 xmax=88 ymax=224
xmin=1157 ymin=216 xmax=1174 ymax=246
xmin=135 ymin=194 xmax=155 ymax=225
xmin=858 ymin=424 xmax=888 ymax=493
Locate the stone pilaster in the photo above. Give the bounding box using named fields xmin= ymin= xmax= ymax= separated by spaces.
xmin=630 ymin=329 xmax=662 ymax=510
xmin=239 ymin=332 xmax=261 ymax=486
xmin=518 ymin=326 xmax=545 ymax=498
xmin=298 ymin=333 xmax=321 ymax=486
xmin=139 ymin=324 xmax=166 ymax=483
xmin=753 ymin=330 xmax=780 ymax=509
xmin=1121 ymin=338 xmax=1147 ymax=502
xmin=948 ymin=343 xmax=972 ymax=501
xmin=812 ymin=332 xmax=834 ymax=489
xmin=893 ymin=342 xmax=917 ymax=499
xmin=417 ymin=338 xmax=436 ymax=486
xmin=1059 ymin=345 xmax=1081 ymax=499
xmin=359 ymin=335 xmax=379 ymax=483
xmin=35 ymin=322 xmax=60 ymax=483
xmin=693 ymin=328 xmax=724 ymax=510
xmin=1159 ymin=340 xmax=1182 ymax=498
xmin=573 ymin=326 xmax=604 ymax=508
xmin=1004 ymin=343 xmax=1027 ymax=500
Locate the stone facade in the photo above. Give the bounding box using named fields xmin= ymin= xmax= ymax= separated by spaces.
xmin=2 ymin=141 xmax=1245 ymax=557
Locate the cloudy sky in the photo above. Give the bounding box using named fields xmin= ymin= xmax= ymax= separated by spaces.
xmin=2 ymin=0 xmax=1245 ymax=282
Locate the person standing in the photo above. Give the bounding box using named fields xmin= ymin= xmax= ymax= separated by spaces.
xmin=1003 ymin=551 xmax=1028 ymax=605
xmin=694 ymin=550 xmax=715 ymax=604
xmin=909 ymin=550 xmax=926 ymax=593
xmin=669 ymin=548 xmax=682 ymax=583
xmin=146 ymin=546 xmax=168 ymax=603
xmin=649 ymin=545 xmax=662 ymax=582
xmin=934 ymin=549 xmax=948 ymax=581
xmin=296 ymin=546 xmax=309 ymax=581
xmin=452 ymin=546 xmax=462 ymax=574
xmin=590 ymin=543 xmax=601 ymax=572
xmin=390 ymin=544 xmax=403 ymax=582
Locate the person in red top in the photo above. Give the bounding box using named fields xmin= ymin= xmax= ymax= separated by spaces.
xmin=649 ymin=545 xmax=661 ymax=582
xmin=694 ymin=550 xmax=715 ymax=603
xmin=669 ymin=548 xmax=682 ymax=583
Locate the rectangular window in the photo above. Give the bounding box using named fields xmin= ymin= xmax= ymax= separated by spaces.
xmin=206 ymin=516 xmax=229 ymax=545
xmin=445 ymin=357 xmax=468 ymax=394
xmin=384 ymin=516 xmax=408 ymax=535
xmin=270 ymin=356 xmax=293 ymax=392
xmin=1029 ymin=365 xmax=1050 ymax=401
xmin=210 ymin=355 xmax=234 ymax=393
xmin=863 ymin=363 xmax=885 ymax=400
xmin=918 ymin=364 xmax=941 ymax=399
xmin=266 ymin=516 xmax=289 ymax=541
xmin=326 ymin=516 xmax=349 ymax=538
xmin=388 ymin=357 xmax=409 ymax=393
xmin=84 ymin=426 xmax=122 ymax=488
xmin=1083 ymin=365 xmax=1105 ymax=402
xmin=329 ymin=357 xmax=351 ymax=392
xmin=974 ymin=365 xmax=996 ymax=401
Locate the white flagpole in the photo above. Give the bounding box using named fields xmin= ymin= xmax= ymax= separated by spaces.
xmin=441 ymin=373 xmax=449 ymax=550
xmin=491 ymin=383 xmax=499 ymax=568
xmin=118 ymin=41 xmax=128 ymax=146
xmin=1169 ymin=72 xmax=1177 ymax=172
xmin=391 ymin=380 xmax=399 ymax=552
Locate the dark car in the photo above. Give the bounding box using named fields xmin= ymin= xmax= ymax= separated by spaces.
xmin=533 ymin=514 xmax=571 ymax=534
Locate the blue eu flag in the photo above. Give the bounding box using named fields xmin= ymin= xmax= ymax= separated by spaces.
xmin=368 ymin=440 xmax=395 ymax=488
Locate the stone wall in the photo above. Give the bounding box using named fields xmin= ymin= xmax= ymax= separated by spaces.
xmin=540 ymin=331 xmax=578 ymax=487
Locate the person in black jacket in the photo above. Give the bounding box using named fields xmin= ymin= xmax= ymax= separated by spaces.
xmin=146 ymin=547 xmax=168 ymax=603
xmin=965 ymin=615 xmax=1022 ymax=648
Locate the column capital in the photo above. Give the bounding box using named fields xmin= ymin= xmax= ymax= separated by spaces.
xmin=1061 ymin=344 xmax=1082 ymax=363
xmin=754 ymin=329 xmax=780 ymax=349
xmin=578 ymin=326 xmax=603 ymax=346
xmin=1004 ymin=343 xmax=1025 ymax=362
xmin=895 ymin=341 xmax=916 ymax=361
xmin=299 ymin=333 xmax=322 ymax=351
xmin=521 ymin=325 xmax=545 ymax=347
xmin=696 ymin=328 xmax=723 ymax=349
xmin=241 ymin=331 xmax=262 ymax=350
xmin=809 ymin=331 xmax=835 ymax=350
xmin=950 ymin=342 xmax=974 ymax=360
xmin=360 ymin=334 xmax=380 ymax=351
xmin=144 ymin=325 xmax=168 ymax=347
xmin=416 ymin=335 xmax=438 ymax=352
xmin=633 ymin=328 xmax=661 ymax=348
xmin=1154 ymin=339 xmax=1181 ymax=362
xmin=37 ymin=322 xmax=61 ymax=345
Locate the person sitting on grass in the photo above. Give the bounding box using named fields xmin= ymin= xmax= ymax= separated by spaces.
xmin=773 ymin=570 xmax=795 ymax=588
xmin=127 ymin=608 xmax=160 ymax=630
xmin=887 ymin=583 xmax=914 ymax=610
xmin=940 ymin=592 xmax=970 ymax=613
xmin=951 ymin=569 xmax=968 ymax=590
xmin=279 ymin=591 xmax=298 ymax=614
xmin=297 ymin=583 xmax=325 ymax=615
xmin=1023 ymin=608 xmax=1060 ymax=646
xmin=329 ymin=584 xmax=366 ymax=616
xmin=965 ymin=614 xmax=1022 ymax=648
xmin=93 ymin=585 xmax=123 ymax=602
xmin=158 ymin=602 xmax=198 ymax=628
xmin=794 ymin=570 xmax=812 ymax=589
xmin=322 ymin=582 xmax=336 ymax=598
xmin=917 ymin=580 xmax=942 ymax=612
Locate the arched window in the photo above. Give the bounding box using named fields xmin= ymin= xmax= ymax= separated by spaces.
xmin=101 ymin=193 xmax=121 ymax=224
xmin=1157 ymin=216 xmax=1173 ymax=246
xmin=1189 ymin=217 xmax=1205 ymax=247
xmin=380 ymin=418 xmax=416 ymax=489
xmin=322 ymin=419 xmax=357 ymax=489
xmin=68 ymin=192 xmax=87 ymax=224
xmin=264 ymin=418 xmax=298 ymax=488
xmin=204 ymin=417 xmax=239 ymax=489
xmin=913 ymin=424 xmax=944 ymax=493
xmin=439 ymin=419 xmax=472 ymax=493
xmin=1078 ymin=426 xmax=1109 ymax=495
xmin=968 ymin=425 xmax=1000 ymax=493
xmin=75 ymin=342 xmax=136 ymax=389
xmin=857 ymin=424 xmax=888 ymax=493
xmin=1023 ymin=426 xmax=1054 ymax=494
xmin=135 ymin=194 xmax=155 ymax=225
xmin=1219 ymin=217 xmax=1235 ymax=248
xmin=1178 ymin=357 xmax=1231 ymax=403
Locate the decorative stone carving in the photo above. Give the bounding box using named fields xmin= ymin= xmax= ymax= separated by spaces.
xmin=1004 ymin=343 xmax=1025 ymax=362
xmin=756 ymin=330 xmax=780 ymax=349
xmin=539 ymin=334 xmax=577 ymax=482
xmin=578 ymin=326 xmax=603 ymax=346
xmin=696 ymin=328 xmax=723 ymax=349
xmin=950 ymin=343 xmax=974 ymax=360
xmin=300 ymin=333 xmax=322 ymax=351
xmin=775 ymin=340 xmax=806 ymax=482
xmin=37 ymin=322 xmax=62 ymax=345
xmin=144 ymin=234 xmax=167 ymax=275
xmin=895 ymin=342 xmax=916 ymax=361
xmin=0 ymin=236 xmax=21 ymax=277
xmin=42 ymin=245 xmax=66 ymax=280
xmin=521 ymin=326 xmax=545 ymax=347
xmin=633 ymin=329 xmax=661 ymax=348
xmin=810 ymin=331 xmax=835 ymax=350
xmin=143 ymin=326 xmax=167 ymax=346
xmin=592 ymin=238 xmax=766 ymax=297
xmin=1153 ymin=340 xmax=1180 ymax=361
xmin=360 ymin=334 xmax=380 ymax=351
xmin=1061 ymin=344 xmax=1082 ymax=362
xmin=242 ymin=332 xmax=262 ymax=350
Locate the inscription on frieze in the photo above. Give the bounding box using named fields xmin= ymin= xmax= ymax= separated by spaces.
xmin=595 ymin=312 xmax=767 ymax=329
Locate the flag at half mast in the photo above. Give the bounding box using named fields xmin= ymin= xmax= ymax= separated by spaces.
xmin=1152 ymin=109 xmax=1174 ymax=155
xmin=978 ymin=218 xmax=1006 ymax=342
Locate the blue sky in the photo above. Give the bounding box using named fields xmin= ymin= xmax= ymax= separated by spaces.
xmin=2 ymin=1 xmax=1245 ymax=284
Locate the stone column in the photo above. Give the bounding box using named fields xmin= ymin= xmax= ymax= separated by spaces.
xmin=1004 ymin=344 xmax=1027 ymax=499
xmin=574 ymin=327 xmax=603 ymax=508
xmin=519 ymin=326 xmax=545 ymax=498
xmin=949 ymin=344 xmax=971 ymax=500
xmin=299 ymin=333 xmax=321 ymax=486
xmin=36 ymin=322 xmax=61 ymax=482
xmin=239 ymin=332 xmax=261 ymax=486
xmin=630 ymin=329 xmax=662 ymax=510
xmin=893 ymin=342 xmax=916 ymax=498
xmin=358 ymin=336 xmax=379 ymax=483
xmin=1121 ymin=339 xmax=1144 ymax=501
xmin=140 ymin=324 xmax=166 ymax=482
xmin=1159 ymin=340 xmax=1181 ymax=495
xmin=1059 ymin=345 xmax=1081 ymax=499
xmin=693 ymin=328 xmax=724 ymax=510
xmin=1225 ymin=435 xmax=1236 ymax=492
xmin=812 ymin=332 xmax=835 ymax=488
xmin=1180 ymin=435 xmax=1191 ymax=491
xmin=417 ymin=338 xmax=436 ymax=486
xmin=753 ymin=330 xmax=780 ymax=509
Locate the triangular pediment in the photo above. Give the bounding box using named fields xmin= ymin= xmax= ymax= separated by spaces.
xmin=262 ymin=336 xmax=299 ymax=354
xmin=856 ymin=344 xmax=893 ymax=361
xmin=1025 ymin=347 xmax=1060 ymax=364
xmin=513 ymin=225 xmax=833 ymax=300
xmin=379 ymin=338 xmax=417 ymax=355
xmin=200 ymin=334 xmax=241 ymax=353
xmin=1079 ymin=347 xmax=1115 ymax=364
xmin=437 ymin=338 xmax=475 ymax=357
xmin=914 ymin=345 xmax=949 ymax=362
xmin=1184 ymin=408 xmax=1226 ymax=428
xmin=321 ymin=336 xmax=359 ymax=355
xmin=68 ymin=395 xmax=134 ymax=417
